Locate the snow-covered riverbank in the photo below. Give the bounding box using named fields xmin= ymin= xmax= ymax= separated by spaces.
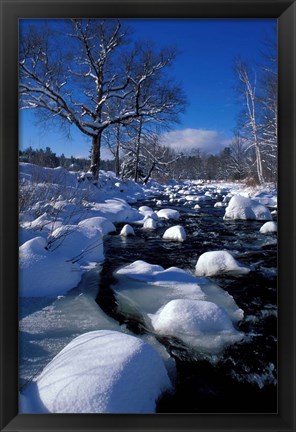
xmin=19 ymin=163 xmax=277 ymax=413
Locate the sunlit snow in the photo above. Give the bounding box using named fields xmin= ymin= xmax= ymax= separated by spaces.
xmin=195 ymin=250 xmax=250 ymax=277
xmin=20 ymin=330 xmax=172 ymax=413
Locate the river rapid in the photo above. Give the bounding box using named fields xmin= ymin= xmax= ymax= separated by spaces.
xmin=96 ymin=193 xmax=277 ymax=413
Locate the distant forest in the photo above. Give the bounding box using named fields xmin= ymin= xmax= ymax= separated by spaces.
xmin=19 ymin=144 xmax=275 ymax=184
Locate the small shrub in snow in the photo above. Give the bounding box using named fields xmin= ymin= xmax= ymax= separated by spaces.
xmin=19 ymin=237 xmax=82 ymax=297
xmin=162 ymin=225 xmax=186 ymax=242
xmin=47 ymin=223 xmax=104 ymax=264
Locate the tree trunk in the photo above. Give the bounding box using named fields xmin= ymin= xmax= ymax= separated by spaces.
xmin=254 ymin=141 xmax=265 ymax=184
xmin=90 ymin=133 xmax=102 ymax=181
xmin=115 ymin=124 xmax=120 ymax=177
xmin=134 ymin=119 xmax=142 ymax=183
xmin=143 ymin=162 xmax=155 ymax=184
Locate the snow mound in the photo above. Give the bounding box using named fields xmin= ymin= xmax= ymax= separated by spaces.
xmin=21 ymin=330 xmax=171 ymax=413
xmin=224 ymin=195 xmax=272 ymax=221
xmin=19 ymin=237 xmax=82 ymax=297
xmin=120 ymin=224 xmax=135 ymax=236
xmin=214 ymin=202 xmax=226 ymax=208
xmin=139 ymin=205 xmax=154 ymax=215
xmin=195 ymin=250 xmax=250 ymax=277
xmin=78 ymin=217 xmax=116 ymax=236
xmin=149 ymin=299 xmax=243 ymax=353
xmin=115 ymin=260 xmax=164 ymax=282
xmin=143 ymin=217 xmax=157 ymax=230
xmin=260 ymin=221 xmax=277 ymax=234
xmin=156 ymin=208 xmax=180 ymax=220
xmin=48 ymin=223 xmax=104 ymax=264
xmin=162 ymin=225 xmax=186 ymax=242
xmin=88 ymin=198 xmax=141 ymax=223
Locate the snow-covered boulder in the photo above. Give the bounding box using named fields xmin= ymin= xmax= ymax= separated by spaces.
xmin=48 ymin=223 xmax=104 ymax=263
xmin=195 ymin=250 xmax=250 ymax=277
xmin=259 ymin=221 xmax=277 ymax=234
xmin=193 ymin=204 xmax=201 ymax=209
xmin=162 ymin=225 xmax=186 ymax=242
xmin=19 ymin=237 xmax=82 ymax=297
xmin=78 ymin=217 xmax=116 ymax=236
xmin=21 ymin=330 xmax=172 ymax=413
xmin=156 ymin=208 xmax=180 ymax=220
xmin=120 ymin=224 xmax=135 ymax=236
xmin=149 ymin=299 xmax=243 ymax=353
xmin=143 ymin=217 xmax=158 ymax=230
xmin=214 ymin=202 xmax=226 ymax=208
xmin=224 ymin=195 xmax=272 ymax=221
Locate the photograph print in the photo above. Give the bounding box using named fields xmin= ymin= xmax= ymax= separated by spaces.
xmin=19 ymin=17 xmax=278 ymax=414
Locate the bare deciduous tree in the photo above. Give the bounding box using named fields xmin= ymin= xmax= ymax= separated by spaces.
xmin=19 ymin=19 xmax=186 ymax=181
xmin=235 ymin=60 xmax=265 ymax=184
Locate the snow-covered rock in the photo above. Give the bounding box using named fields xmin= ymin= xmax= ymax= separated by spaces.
xmin=156 ymin=208 xmax=180 ymax=220
xmin=162 ymin=225 xmax=186 ymax=242
xmin=143 ymin=217 xmax=158 ymax=230
xmin=149 ymin=299 xmax=243 ymax=353
xmin=224 ymin=195 xmax=272 ymax=221
xmin=120 ymin=224 xmax=135 ymax=236
xmin=19 ymin=237 xmax=82 ymax=297
xmin=20 ymin=330 xmax=172 ymax=413
xmin=214 ymin=202 xmax=226 ymax=208
xmin=259 ymin=221 xmax=277 ymax=234
xmin=195 ymin=250 xmax=250 ymax=277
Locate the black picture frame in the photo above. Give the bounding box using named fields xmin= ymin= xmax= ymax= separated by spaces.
xmin=1 ymin=0 xmax=295 ymax=431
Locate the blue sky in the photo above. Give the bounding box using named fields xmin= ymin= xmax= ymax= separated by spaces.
xmin=19 ymin=18 xmax=276 ymax=158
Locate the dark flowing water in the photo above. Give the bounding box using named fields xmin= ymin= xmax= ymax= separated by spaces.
xmin=96 ymin=195 xmax=277 ymax=414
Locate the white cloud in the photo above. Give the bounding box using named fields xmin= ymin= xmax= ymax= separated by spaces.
xmin=160 ymin=128 xmax=231 ymax=155
xmin=100 ymin=147 xmax=114 ymax=161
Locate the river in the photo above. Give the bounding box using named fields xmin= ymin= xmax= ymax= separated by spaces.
xmin=96 ymin=193 xmax=277 ymax=413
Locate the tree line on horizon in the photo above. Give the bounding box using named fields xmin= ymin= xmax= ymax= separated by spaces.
xmin=19 ymin=143 xmax=276 ymax=184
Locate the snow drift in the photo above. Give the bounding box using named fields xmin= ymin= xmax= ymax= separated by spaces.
xmin=19 ymin=237 xmax=82 ymax=297
xmin=20 ymin=330 xmax=172 ymax=413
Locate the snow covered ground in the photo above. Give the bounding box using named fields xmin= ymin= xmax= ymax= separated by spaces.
xmin=19 ymin=163 xmax=277 ymax=413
